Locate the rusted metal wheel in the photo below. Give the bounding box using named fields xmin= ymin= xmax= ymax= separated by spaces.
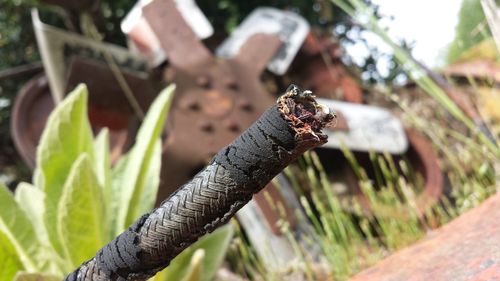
xmin=11 ymin=73 xmax=136 ymax=168
xmin=288 ymin=33 xmax=364 ymax=103
xmin=405 ymin=128 xmax=444 ymax=214
xmin=11 ymin=74 xmax=54 ymax=168
xmin=287 ymin=34 xmax=444 ymax=216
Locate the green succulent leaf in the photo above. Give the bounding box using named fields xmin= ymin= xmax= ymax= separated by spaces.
xmin=109 ymin=139 xmax=161 ymax=239
xmin=0 ymin=184 xmax=42 ymax=271
xmin=33 ymin=168 xmax=44 ymax=190
xmin=0 ymin=230 xmax=24 ymax=281
xmin=136 ymin=139 xmax=162 ymax=216
xmin=94 ymin=128 xmax=111 ymax=195
xmin=109 ymin=151 xmax=130 ymax=239
xmin=160 ymin=224 xmax=234 ymax=281
xmin=36 ymin=84 xmax=95 ymax=255
xmin=180 ymin=249 xmax=205 ymax=281
xmin=15 ymin=183 xmax=48 ymax=245
xmin=114 ymin=84 xmax=175 ymax=233
xmin=14 ymin=182 xmax=63 ymax=274
xmin=13 ymin=272 xmax=60 ymax=281
xmin=57 ymin=154 xmax=106 ymax=269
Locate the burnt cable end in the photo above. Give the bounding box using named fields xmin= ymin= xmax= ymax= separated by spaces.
xmin=277 ymin=84 xmax=337 ymax=144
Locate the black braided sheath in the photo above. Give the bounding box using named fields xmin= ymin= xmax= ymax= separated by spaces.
xmin=64 ymin=104 xmax=325 ymax=281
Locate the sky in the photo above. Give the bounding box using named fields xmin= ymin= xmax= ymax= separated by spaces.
xmin=345 ymin=0 xmax=462 ymax=71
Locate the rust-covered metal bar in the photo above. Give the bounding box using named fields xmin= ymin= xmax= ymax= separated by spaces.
xmin=349 ymin=193 xmax=500 ymax=281
xmin=64 ymin=85 xmax=336 ymax=280
xmin=142 ymin=0 xmax=212 ymax=68
xmin=0 ymin=62 xmax=43 ymax=81
xmin=234 ymin=33 xmax=283 ymax=74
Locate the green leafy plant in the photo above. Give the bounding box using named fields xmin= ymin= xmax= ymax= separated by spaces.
xmin=0 ymin=84 xmax=233 ymax=281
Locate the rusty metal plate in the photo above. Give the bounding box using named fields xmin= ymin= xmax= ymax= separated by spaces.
xmin=349 ymin=193 xmax=500 ymax=281
xmin=444 ymin=59 xmax=500 ymax=84
xmin=142 ymin=0 xmax=212 ymax=68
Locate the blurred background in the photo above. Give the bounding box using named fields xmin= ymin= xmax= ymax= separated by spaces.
xmin=0 ymin=0 xmax=498 ymax=280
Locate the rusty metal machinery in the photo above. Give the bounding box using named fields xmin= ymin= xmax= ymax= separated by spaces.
xmin=8 ymin=2 xmax=450 ymax=276
xmin=142 ymin=0 xmax=284 ymax=200
xmin=11 ymin=0 xmax=444 ymax=248
xmin=13 ymin=3 xmax=499 ymax=281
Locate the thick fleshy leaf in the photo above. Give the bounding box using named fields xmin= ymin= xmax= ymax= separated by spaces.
xmin=15 ymin=183 xmax=48 ymax=245
xmin=37 ymin=84 xmax=95 ymax=255
xmin=180 ymin=249 xmax=205 ymax=281
xmin=109 ymin=152 xmax=130 ymax=239
xmin=94 ymin=129 xmax=112 ymax=239
xmin=94 ymin=128 xmax=111 ymax=194
xmin=14 ymin=183 xmax=63 ymax=275
xmin=13 ymin=272 xmax=60 ymax=281
xmin=161 ymin=224 xmax=234 ymax=281
xmin=0 ymin=184 xmax=41 ymax=271
xmin=109 ymin=139 xmax=160 ymax=239
xmin=0 ymin=230 xmax=24 ymax=281
xmin=32 ymin=168 xmax=44 ymax=190
xmin=115 ymin=84 xmax=175 ymax=233
xmin=58 ymin=154 xmax=106 ymax=268
xmin=136 ymin=139 xmax=162 ymax=216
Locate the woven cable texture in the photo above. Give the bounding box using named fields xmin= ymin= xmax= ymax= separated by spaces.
xmin=65 ymin=87 xmax=333 ymax=280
